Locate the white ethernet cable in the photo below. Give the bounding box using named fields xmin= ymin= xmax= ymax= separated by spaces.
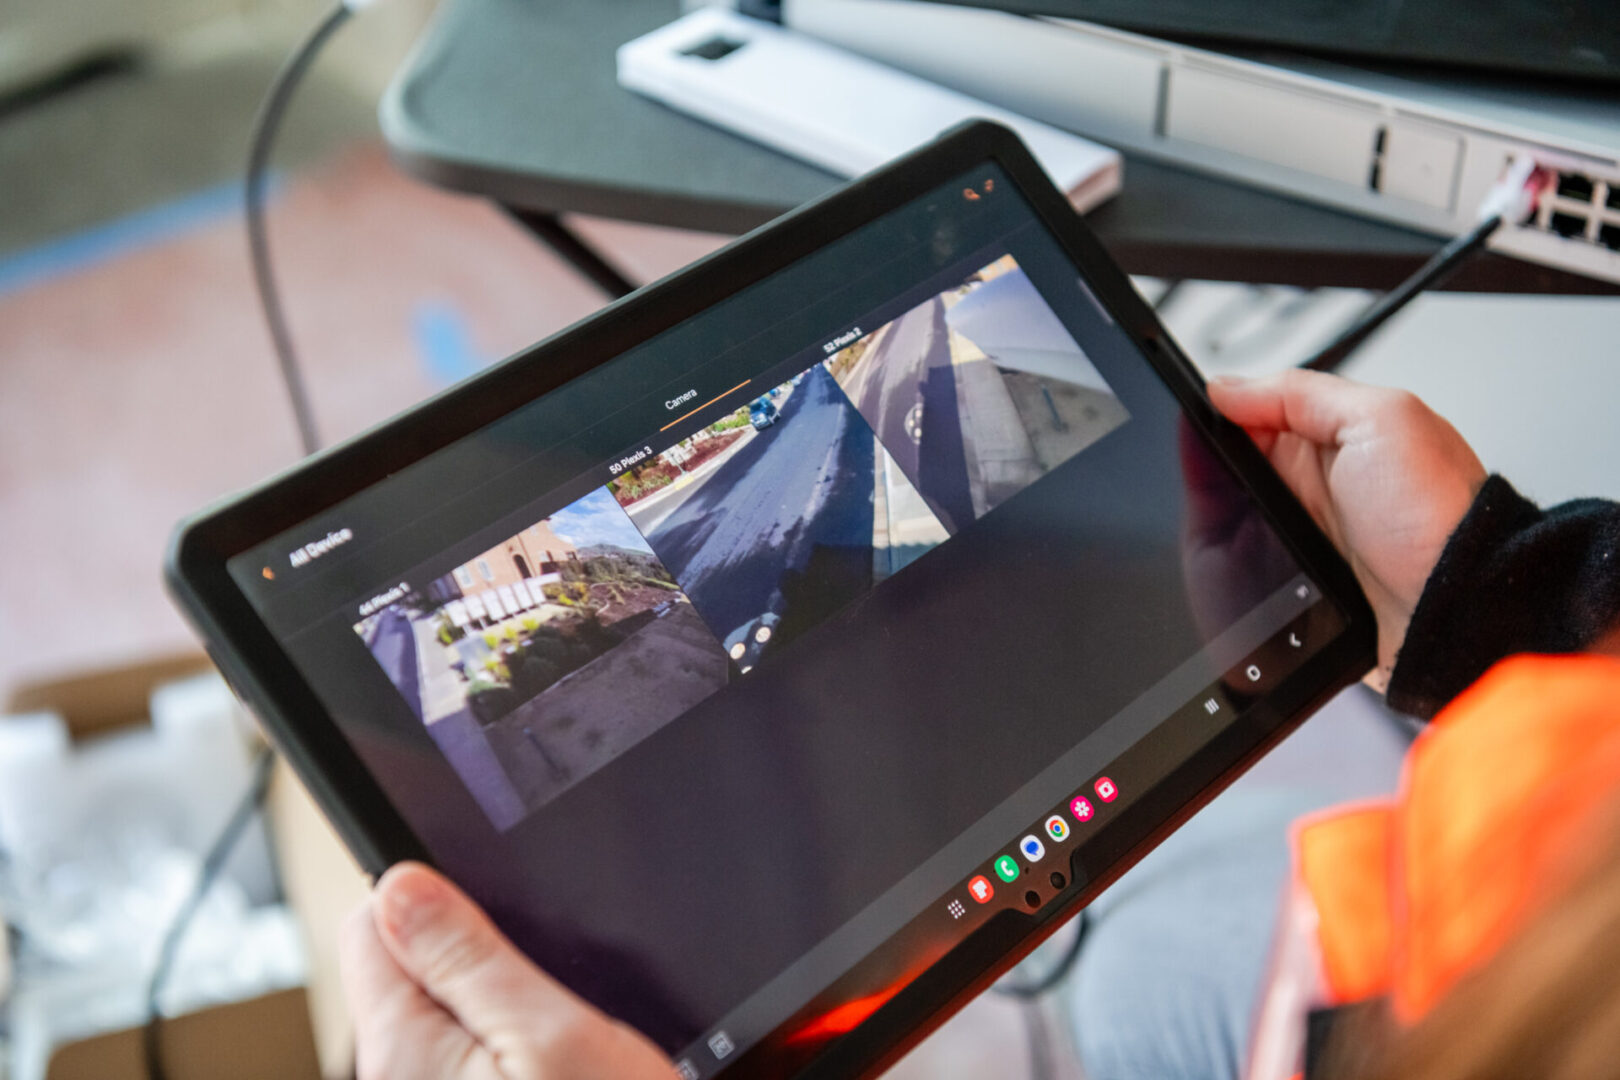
xmin=1302 ymin=154 xmax=1548 ymax=371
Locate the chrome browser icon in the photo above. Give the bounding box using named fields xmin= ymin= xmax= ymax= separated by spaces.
xmin=1045 ymin=815 xmax=1070 ymax=842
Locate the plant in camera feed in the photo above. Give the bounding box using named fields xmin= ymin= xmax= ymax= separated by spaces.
xmin=352 ymin=487 xmax=729 ymax=829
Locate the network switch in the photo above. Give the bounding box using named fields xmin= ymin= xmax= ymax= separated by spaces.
xmin=784 ymin=0 xmax=1620 ymax=284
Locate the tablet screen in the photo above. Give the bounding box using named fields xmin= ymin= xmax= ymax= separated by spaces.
xmin=227 ymin=162 xmax=1345 ymax=1075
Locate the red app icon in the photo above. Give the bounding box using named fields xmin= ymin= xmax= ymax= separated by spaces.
xmin=1095 ymin=776 xmax=1118 ymax=803
xmin=968 ymin=875 xmax=994 ymax=904
xmin=1070 ymin=796 xmax=1094 ymax=821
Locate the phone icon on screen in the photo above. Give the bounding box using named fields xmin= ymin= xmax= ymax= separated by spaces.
xmin=995 ymin=855 xmax=1021 ymax=883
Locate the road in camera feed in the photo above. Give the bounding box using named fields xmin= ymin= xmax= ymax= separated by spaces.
xmin=834 ymin=258 xmax=1130 ymax=533
xmin=479 ymin=601 xmax=728 ymax=820
xmin=629 ymin=365 xmax=883 ymax=662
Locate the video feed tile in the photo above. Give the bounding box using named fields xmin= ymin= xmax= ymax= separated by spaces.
xmin=616 ymin=363 xmax=946 ymax=669
xmin=353 ymin=487 xmax=730 ymax=829
xmin=829 ymin=254 xmax=1129 ymax=533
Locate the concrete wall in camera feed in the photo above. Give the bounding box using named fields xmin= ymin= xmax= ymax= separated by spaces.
xmin=829 ymin=254 xmax=1129 ymax=534
xmin=353 ymin=487 xmax=731 ymax=830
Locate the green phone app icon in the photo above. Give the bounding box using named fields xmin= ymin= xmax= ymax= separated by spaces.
xmin=995 ymin=855 xmax=1020 ymax=883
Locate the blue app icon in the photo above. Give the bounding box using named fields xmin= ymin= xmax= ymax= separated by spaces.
xmin=1019 ymin=835 xmax=1046 ymax=862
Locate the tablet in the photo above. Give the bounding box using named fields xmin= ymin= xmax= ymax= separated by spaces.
xmin=168 ymin=122 xmax=1373 ymax=1079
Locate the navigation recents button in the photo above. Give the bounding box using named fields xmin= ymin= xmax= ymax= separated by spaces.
xmin=1177 ymin=682 xmax=1234 ymax=730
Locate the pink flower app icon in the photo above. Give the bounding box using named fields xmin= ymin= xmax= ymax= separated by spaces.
xmin=1070 ymin=795 xmax=1094 ymax=822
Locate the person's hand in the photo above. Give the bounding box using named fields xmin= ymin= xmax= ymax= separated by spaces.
xmin=1179 ymin=417 xmax=1303 ymax=679
xmin=340 ymin=862 xmax=671 ymax=1080
xmin=1208 ymin=370 xmax=1486 ymax=689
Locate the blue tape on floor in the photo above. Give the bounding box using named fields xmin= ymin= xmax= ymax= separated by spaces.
xmin=0 ymin=176 xmax=281 ymax=297
xmin=414 ymin=299 xmax=490 ymax=385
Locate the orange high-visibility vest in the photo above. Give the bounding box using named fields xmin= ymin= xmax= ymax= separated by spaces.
xmin=1247 ymin=654 xmax=1620 ymax=1080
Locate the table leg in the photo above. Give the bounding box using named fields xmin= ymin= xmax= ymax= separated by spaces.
xmin=507 ymin=209 xmax=638 ymax=300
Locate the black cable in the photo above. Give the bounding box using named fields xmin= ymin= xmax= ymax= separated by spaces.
xmin=991 ymin=913 xmax=1088 ymax=1080
xmin=246 ymin=2 xmax=353 ymax=459
xmin=0 ymin=50 xmax=141 ymax=124
xmin=992 ymin=909 xmax=1089 ymax=1000
xmin=1149 ymin=278 xmax=1184 ymax=313
xmin=144 ymin=9 xmax=353 ymax=1074
xmin=143 ymin=746 xmax=277 ymax=1079
xmin=1019 ymin=994 xmax=1059 ymax=1080
xmin=1300 ymin=215 xmax=1503 ymax=373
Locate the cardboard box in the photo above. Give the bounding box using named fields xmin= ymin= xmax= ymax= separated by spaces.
xmin=43 ymin=989 xmax=321 ymax=1080
xmin=3 ymin=652 xmax=369 ymax=1080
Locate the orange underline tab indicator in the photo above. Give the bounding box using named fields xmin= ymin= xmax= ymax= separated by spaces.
xmin=660 ymin=379 xmax=752 ymax=431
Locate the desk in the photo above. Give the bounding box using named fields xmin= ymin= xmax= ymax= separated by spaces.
xmin=383 ymin=0 xmax=1618 ymax=298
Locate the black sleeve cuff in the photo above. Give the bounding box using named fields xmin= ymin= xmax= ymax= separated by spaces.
xmin=1386 ymin=475 xmax=1620 ymax=719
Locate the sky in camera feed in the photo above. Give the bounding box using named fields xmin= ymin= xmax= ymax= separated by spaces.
xmin=549 ymin=487 xmax=655 ymax=552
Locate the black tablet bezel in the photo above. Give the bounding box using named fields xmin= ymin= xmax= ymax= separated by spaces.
xmin=167 ymin=120 xmax=1375 ymax=1078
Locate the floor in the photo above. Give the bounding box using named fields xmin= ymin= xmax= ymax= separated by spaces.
xmin=0 ymin=50 xmax=724 ymax=700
